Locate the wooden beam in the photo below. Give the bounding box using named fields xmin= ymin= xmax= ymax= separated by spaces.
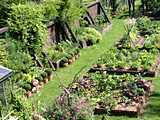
xmin=65 ymin=22 xmax=78 ymax=43
xmin=87 ymin=1 xmax=100 ymax=8
xmin=33 ymin=54 xmax=43 ymax=68
xmin=42 ymin=52 xmax=55 ymax=71
xmin=0 ymin=27 xmax=8 ymax=34
xmin=99 ymin=2 xmax=111 ymax=24
xmin=86 ymin=11 xmax=95 ymax=25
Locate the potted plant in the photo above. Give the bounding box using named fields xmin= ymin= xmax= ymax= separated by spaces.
xmin=23 ymin=82 xmax=32 ymax=90
xmin=60 ymin=57 xmax=69 ymax=67
xmin=41 ymin=72 xmax=48 ymax=84
xmin=75 ymin=49 xmax=80 ymax=59
xmin=23 ymin=83 xmax=32 ymax=97
xmin=26 ymin=91 xmax=33 ymax=98
xmin=45 ymin=68 xmax=53 ymax=81
xmin=36 ymin=76 xmax=44 ymax=87
xmin=66 ymin=53 xmax=73 ymax=64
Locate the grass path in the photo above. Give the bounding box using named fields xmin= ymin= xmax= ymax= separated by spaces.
xmin=30 ymin=19 xmax=125 ymax=108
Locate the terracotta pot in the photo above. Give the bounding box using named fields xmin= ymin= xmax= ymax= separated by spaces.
xmin=32 ymin=79 xmax=39 ymax=87
xmin=44 ymin=78 xmax=48 ymax=84
xmin=36 ymin=85 xmax=42 ymax=91
xmin=48 ymin=74 xmax=53 ymax=81
xmin=75 ymin=54 xmax=79 ymax=59
xmin=97 ymin=64 xmax=106 ymax=68
xmin=68 ymin=59 xmax=73 ymax=64
xmin=26 ymin=91 xmax=32 ymax=98
xmin=39 ymin=82 xmax=44 ymax=86
xmin=63 ymin=62 xmax=69 ymax=67
xmin=72 ymin=57 xmax=76 ymax=62
xmin=32 ymin=87 xmax=37 ymax=93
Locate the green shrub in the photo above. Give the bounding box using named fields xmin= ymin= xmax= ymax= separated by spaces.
xmin=41 ymin=72 xmax=48 ymax=79
xmin=23 ymin=83 xmax=32 ymax=91
xmin=45 ymin=68 xmax=52 ymax=75
xmin=136 ymin=17 xmax=159 ymax=35
xmin=6 ymin=40 xmax=33 ymax=74
xmin=143 ymin=0 xmax=160 ymax=12
xmin=37 ymin=76 xmax=44 ymax=82
xmin=42 ymin=0 xmax=60 ymax=23
xmin=79 ymin=27 xmax=102 ymax=44
xmin=57 ymin=0 xmax=85 ymax=23
xmin=0 ymin=39 xmax=8 ymax=65
xmin=7 ymin=3 xmax=47 ymax=54
xmin=0 ymin=0 xmax=27 ymax=27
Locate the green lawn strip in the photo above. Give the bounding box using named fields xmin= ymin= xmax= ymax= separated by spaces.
xmin=30 ymin=19 xmax=125 ymax=108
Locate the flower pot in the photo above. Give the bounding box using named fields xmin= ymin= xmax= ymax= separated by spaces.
xmin=63 ymin=62 xmax=69 ymax=67
xmin=68 ymin=59 xmax=73 ymax=64
xmin=39 ymin=82 xmax=44 ymax=86
xmin=32 ymin=87 xmax=37 ymax=93
xmin=80 ymin=40 xmax=87 ymax=48
xmin=48 ymin=74 xmax=53 ymax=81
xmin=26 ymin=91 xmax=33 ymax=98
xmin=32 ymin=79 xmax=39 ymax=87
xmin=72 ymin=57 xmax=76 ymax=62
xmin=36 ymin=85 xmax=42 ymax=91
xmin=98 ymin=64 xmax=106 ymax=68
xmin=44 ymin=78 xmax=48 ymax=84
xmin=75 ymin=54 xmax=79 ymax=59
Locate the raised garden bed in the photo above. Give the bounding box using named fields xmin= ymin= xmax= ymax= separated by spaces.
xmin=89 ymin=67 xmax=156 ymax=77
xmin=43 ymin=72 xmax=153 ymax=119
xmin=94 ymin=80 xmax=153 ymax=116
xmin=116 ymin=36 xmax=145 ymax=49
xmin=91 ymin=54 xmax=160 ymax=77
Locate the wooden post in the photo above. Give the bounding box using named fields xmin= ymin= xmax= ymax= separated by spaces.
xmin=59 ymin=21 xmax=70 ymax=41
xmin=86 ymin=11 xmax=95 ymax=25
xmin=99 ymin=2 xmax=111 ymax=24
xmin=65 ymin=22 xmax=78 ymax=43
xmin=141 ymin=0 xmax=145 ymax=15
xmin=128 ymin=0 xmax=131 ymax=17
xmin=42 ymin=52 xmax=55 ymax=71
xmin=33 ymin=54 xmax=43 ymax=68
xmin=83 ymin=16 xmax=92 ymax=25
xmin=55 ymin=21 xmax=61 ymax=43
xmin=132 ymin=0 xmax=135 ymax=17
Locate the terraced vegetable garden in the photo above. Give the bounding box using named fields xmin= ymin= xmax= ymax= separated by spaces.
xmin=39 ymin=16 xmax=160 ymax=120
xmin=0 ymin=0 xmax=160 ymax=120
